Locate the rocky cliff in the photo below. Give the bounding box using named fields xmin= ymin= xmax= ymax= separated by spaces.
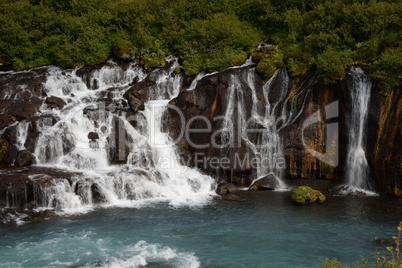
xmin=0 ymin=60 xmax=401 ymax=197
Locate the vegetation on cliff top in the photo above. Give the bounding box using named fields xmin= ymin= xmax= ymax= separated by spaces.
xmin=0 ymin=0 xmax=401 ymax=93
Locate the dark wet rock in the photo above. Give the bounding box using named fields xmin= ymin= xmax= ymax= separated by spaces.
xmin=374 ymin=238 xmax=392 ymax=245
xmin=216 ymin=183 xmax=238 ymax=195
xmin=0 ymin=68 xmax=47 ymax=128
xmin=24 ymin=115 xmax=59 ymax=153
xmin=249 ymin=174 xmax=279 ymax=191
xmin=0 ymin=166 xmax=85 ymax=214
xmin=169 ymin=66 xmax=264 ymax=181
xmin=88 ymin=132 xmax=99 ymax=141
xmin=0 ymin=139 xmax=9 ymax=163
xmin=91 ymin=184 xmax=104 ymax=203
xmin=123 ymin=61 xmax=178 ymax=101
xmin=107 ymin=116 xmax=131 ymax=164
xmin=45 ymin=96 xmax=67 ymax=109
xmin=370 ymin=86 xmax=402 ymax=197
xmin=5 ymin=145 xmax=19 ymax=165
xmin=128 ymin=95 xmax=145 ymax=113
xmin=14 ymin=150 xmax=36 ymax=166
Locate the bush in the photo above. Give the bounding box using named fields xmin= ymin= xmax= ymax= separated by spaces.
xmin=316 ymin=47 xmax=352 ymax=84
xmin=371 ymin=48 xmax=402 ymax=96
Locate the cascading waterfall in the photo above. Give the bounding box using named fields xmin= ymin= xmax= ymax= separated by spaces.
xmin=249 ymin=69 xmax=286 ymax=189
xmin=29 ymin=58 xmax=216 ymax=213
xmin=344 ymin=67 xmax=373 ymax=193
xmin=16 ymin=121 xmax=30 ymax=150
xmin=221 ymin=69 xmax=286 ymax=190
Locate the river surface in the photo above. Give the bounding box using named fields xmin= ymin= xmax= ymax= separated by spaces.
xmin=1 ymin=191 xmax=401 ymax=268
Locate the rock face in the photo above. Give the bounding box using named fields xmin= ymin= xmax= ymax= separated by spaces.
xmin=0 ymin=58 xmax=400 ymax=198
xmin=168 ymin=66 xmax=265 ymax=185
xmin=168 ymin=64 xmax=401 ymax=196
xmin=371 ymin=86 xmax=402 ymax=197
xmin=0 ymin=69 xmax=47 ymax=128
xmin=45 ymin=96 xmax=67 ymax=109
xmin=14 ymin=150 xmax=36 ymax=166
xmin=281 ymin=75 xmax=339 ymax=180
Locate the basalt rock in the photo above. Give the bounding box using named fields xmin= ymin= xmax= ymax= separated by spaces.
xmin=168 ymin=66 xmax=264 ymax=181
xmin=371 ymin=85 xmax=402 ymax=197
xmin=123 ymin=61 xmax=180 ymax=101
xmin=249 ymin=174 xmax=279 ymax=191
xmin=128 ymin=95 xmax=145 ymax=113
xmin=0 ymin=167 xmax=86 ymax=214
xmin=14 ymin=150 xmax=36 ymax=167
xmin=0 ymin=68 xmax=47 ymax=128
xmin=107 ymin=116 xmax=131 ymax=164
xmin=216 ymin=183 xmax=238 ymax=195
xmin=88 ymin=132 xmax=99 ymax=141
xmin=45 ymin=96 xmax=67 ymax=109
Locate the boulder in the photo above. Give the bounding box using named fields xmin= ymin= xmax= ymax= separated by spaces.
xmin=45 ymin=96 xmax=67 ymax=109
xmin=216 ymin=183 xmax=238 ymax=195
xmin=14 ymin=150 xmax=36 ymax=167
xmin=128 ymin=95 xmax=145 ymax=113
xmin=0 ymin=139 xmax=9 ymax=163
xmin=0 ymin=68 xmax=47 ymax=128
xmin=249 ymin=174 xmax=279 ymax=191
xmin=88 ymin=132 xmax=99 ymax=141
xmin=291 ymin=186 xmax=326 ymax=204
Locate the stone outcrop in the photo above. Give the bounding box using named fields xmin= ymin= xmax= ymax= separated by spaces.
xmin=14 ymin=150 xmax=36 ymax=166
xmin=371 ymin=85 xmax=402 ymax=197
xmin=168 ymin=64 xmax=400 ymax=196
xmin=45 ymin=96 xmax=67 ymax=109
xmin=0 ymin=68 xmax=47 ymax=128
xmin=168 ymin=66 xmax=265 ymax=185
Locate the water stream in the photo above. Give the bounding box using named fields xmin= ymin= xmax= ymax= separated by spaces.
xmin=344 ymin=67 xmax=373 ymax=193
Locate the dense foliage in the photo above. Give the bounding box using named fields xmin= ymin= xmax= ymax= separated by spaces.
xmin=0 ymin=0 xmax=401 ymax=93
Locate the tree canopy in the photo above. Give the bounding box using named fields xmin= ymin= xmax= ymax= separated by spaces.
xmin=0 ymin=0 xmax=401 ymax=93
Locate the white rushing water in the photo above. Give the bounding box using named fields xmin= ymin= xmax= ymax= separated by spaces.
xmin=221 ymin=69 xmax=287 ymax=190
xmin=29 ymin=58 xmax=216 ymax=213
xmin=344 ymin=67 xmax=375 ymax=194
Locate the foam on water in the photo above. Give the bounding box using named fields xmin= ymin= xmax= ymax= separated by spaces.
xmin=80 ymin=241 xmax=200 ymax=268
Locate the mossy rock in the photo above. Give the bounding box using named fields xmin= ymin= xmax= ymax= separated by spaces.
xmin=291 ymin=186 xmax=326 ymax=204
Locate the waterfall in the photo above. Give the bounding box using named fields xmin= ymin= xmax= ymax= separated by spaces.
xmin=16 ymin=121 xmax=30 ymax=150
xmin=249 ymin=69 xmax=287 ymax=190
xmin=344 ymin=67 xmax=373 ymax=193
xmin=28 ymin=58 xmax=216 ymax=213
xmin=221 ymin=69 xmax=286 ymax=190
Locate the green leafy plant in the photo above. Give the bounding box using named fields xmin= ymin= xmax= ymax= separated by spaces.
xmin=322 ymin=222 xmax=402 ymax=268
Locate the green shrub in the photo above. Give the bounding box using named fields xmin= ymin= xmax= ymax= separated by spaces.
xmin=256 ymin=59 xmax=278 ymax=81
xmin=112 ymin=38 xmax=133 ymax=58
xmin=371 ymin=48 xmax=402 ymax=96
xmin=316 ymin=47 xmax=352 ymax=84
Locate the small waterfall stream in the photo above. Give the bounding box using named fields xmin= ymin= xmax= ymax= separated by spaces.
xmin=220 ymin=68 xmax=287 ymax=190
xmin=345 ymin=67 xmax=373 ymax=193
